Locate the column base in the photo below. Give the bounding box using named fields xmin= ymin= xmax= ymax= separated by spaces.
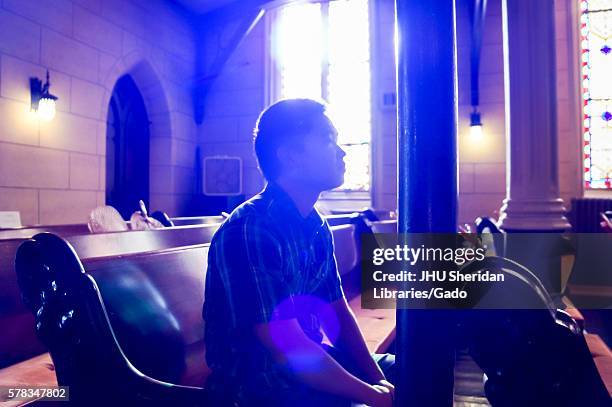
xmin=498 ymin=198 xmax=571 ymax=231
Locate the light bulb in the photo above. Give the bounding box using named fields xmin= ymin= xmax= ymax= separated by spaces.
xmin=470 ymin=124 xmax=483 ymax=141
xmin=37 ymin=97 xmax=56 ymax=122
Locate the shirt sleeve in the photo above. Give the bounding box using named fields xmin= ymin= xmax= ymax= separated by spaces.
xmin=313 ymin=224 xmax=345 ymax=303
xmin=211 ymin=216 xmax=296 ymax=325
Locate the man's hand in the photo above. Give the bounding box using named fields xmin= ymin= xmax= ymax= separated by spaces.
xmin=376 ymin=379 xmax=394 ymax=399
xmin=255 ymin=318 xmax=386 ymax=403
xmin=366 ymin=384 xmax=393 ymax=407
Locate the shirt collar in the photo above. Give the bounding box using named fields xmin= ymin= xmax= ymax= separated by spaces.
xmin=263 ymin=182 xmax=324 ymax=232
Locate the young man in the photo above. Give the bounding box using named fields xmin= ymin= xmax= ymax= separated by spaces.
xmin=203 ymin=99 xmax=394 ymax=406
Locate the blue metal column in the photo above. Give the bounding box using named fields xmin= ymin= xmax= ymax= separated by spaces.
xmin=395 ymin=0 xmax=459 ymax=405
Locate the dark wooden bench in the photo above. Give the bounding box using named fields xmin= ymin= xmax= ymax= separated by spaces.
xmin=0 ymin=224 xmax=220 ymax=370
xmin=5 ymin=221 xmax=396 ymax=404
xmin=568 ymin=198 xmax=612 ymax=233
xmin=10 ymin=233 xmax=213 ymax=404
xmin=0 ymin=224 xmax=223 ymax=405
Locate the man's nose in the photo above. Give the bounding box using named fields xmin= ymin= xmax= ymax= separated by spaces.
xmin=337 ymin=144 xmax=346 ymax=157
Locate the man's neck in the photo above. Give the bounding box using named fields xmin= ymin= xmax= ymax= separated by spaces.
xmin=275 ymin=178 xmax=320 ymax=218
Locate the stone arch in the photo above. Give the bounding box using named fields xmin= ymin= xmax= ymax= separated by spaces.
xmin=98 ymin=53 xmax=174 ymax=214
xmin=99 ymin=52 xmax=171 ymax=146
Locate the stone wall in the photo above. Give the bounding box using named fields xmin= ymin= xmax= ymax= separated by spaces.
xmin=0 ymin=0 xmax=586 ymax=225
xmin=0 ymin=0 xmax=198 ymax=224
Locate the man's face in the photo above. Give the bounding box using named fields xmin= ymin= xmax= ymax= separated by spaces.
xmin=289 ymin=114 xmax=346 ymax=191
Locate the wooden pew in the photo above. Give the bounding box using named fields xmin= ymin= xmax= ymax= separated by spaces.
xmin=568 ymin=198 xmax=612 ymax=233
xmin=4 ymin=219 xmax=398 ymax=405
xmin=0 ymin=224 xmax=220 ymax=369
xmin=330 ymin=224 xmax=358 ymax=276
xmin=8 ymin=233 xmax=213 ymax=404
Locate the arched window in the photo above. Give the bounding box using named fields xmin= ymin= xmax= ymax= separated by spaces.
xmin=267 ymin=0 xmax=372 ymax=193
xmin=580 ymin=0 xmax=612 ymax=189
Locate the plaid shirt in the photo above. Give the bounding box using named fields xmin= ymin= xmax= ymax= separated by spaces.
xmin=203 ymin=182 xmax=344 ymax=400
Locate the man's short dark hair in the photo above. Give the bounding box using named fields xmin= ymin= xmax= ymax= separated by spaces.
xmin=253 ymin=98 xmax=327 ymax=181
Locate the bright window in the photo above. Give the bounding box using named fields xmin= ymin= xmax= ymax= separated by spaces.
xmin=580 ymin=0 xmax=612 ymax=189
xmin=268 ymin=0 xmax=372 ymax=192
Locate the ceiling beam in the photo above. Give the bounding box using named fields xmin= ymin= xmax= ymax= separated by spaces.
xmin=193 ymin=3 xmax=266 ymax=123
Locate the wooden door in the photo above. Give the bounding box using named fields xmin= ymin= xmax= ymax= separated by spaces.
xmin=105 ymin=75 xmax=150 ymax=219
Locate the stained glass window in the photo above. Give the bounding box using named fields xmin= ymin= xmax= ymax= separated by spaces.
xmin=580 ymin=0 xmax=612 ymax=189
xmin=270 ymin=0 xmax=372 ymax=192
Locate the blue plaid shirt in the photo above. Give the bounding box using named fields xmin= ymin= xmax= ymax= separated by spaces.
xmin=203 ymin=182 xmax=344 ymax=400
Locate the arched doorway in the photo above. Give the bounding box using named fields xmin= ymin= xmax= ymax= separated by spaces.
xmin=106 ymin=75 xmax=150 ymax=219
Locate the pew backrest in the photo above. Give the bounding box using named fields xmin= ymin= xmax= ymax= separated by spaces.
xmin=569 ymin=198 xmax=612 ymax=232
xmin=170 ymin=216 xmax=226 ymax=226
xmin=65 ymin=224 xmax=219 ymax=258
xmin=82 ymin=244 xmax=210 ymax=383
xmin=369 ymin=220 xmax=397 ymax=234
xmin=0 ymin=224 xmax=90 ymax=241
xmin=325 ymin=213 xmax=362 ymax=227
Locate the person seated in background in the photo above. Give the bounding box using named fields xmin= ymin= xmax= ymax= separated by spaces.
xmin=203 ymin=99 xmax=395 ymax=406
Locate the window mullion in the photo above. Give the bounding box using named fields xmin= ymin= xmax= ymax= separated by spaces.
xmin=321 ymin=1 xmax=330 ymax=101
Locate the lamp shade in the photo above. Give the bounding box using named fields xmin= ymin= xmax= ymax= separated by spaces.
xmin=37 ymin=96 xmax=56 ymax=122
xmin=469 ymin=123 xmax=483 ymax=140
xmin=469 ymin=110 xmax=483 ymax=141
xmin=30 ymin=70 xmax=58 ymax=122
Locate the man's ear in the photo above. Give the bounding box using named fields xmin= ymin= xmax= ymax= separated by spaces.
xmin=277 ymin=144 xmax=300 ymax=170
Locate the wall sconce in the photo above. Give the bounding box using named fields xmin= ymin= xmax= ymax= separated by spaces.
xmin=469 ymin=0 xmax=487 ymax=142
xmin=30 ymin=70 xmax=58 ymax=122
